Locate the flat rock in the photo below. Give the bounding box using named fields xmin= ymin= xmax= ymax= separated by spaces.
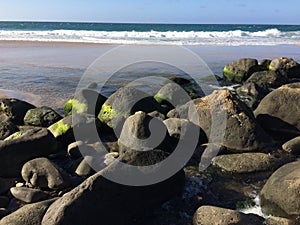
xmin=193 ymin=205 xmax=264 ymax=225
xmin=212 ymin=153 xmax=280 ymax=174
xmin=261 ymin=160 xmax=300 ymax=217
xmin=10 ymin=187 xmax=49 ymax=203
xmin=0 ymin=128 xmax=58 ymax=177
xmin=21 ymin=157 xmax=71 ymax=190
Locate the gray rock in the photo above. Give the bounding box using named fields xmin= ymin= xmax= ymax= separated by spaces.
xmin=269 ymin=57 xmax=300 ymax=78
xmin=75 ymin=159 xmax=95 ymax=177
xmin=0 ymin=128 xmax=58 ymax=177
xmin=282 ymin=136 xmax=300 ymax=155
xmin=189 ymin=90 xmax=273 ymax=152
xmin=10 ymin=187 xmax=49 ymax=203
xmin=223 ymin=58 xmax=262 ymax=83
xmin=265 ymin=216 xmax=296 ymax=225
xmin=98 ymin=87 xmax=161 ymax=127
xmin=24 ymin=106 xmax=62 ymax=127
xmin=148 ymin=111 xmax=165 ymax=120
xmin=163 ymin=118 xmax=207 ymax=144
xmin=154 ymin=82 xmax=193 ymax=107
xmin=255 ymin=83 xmax=300 ymax=142
xmin=42 ymin=150 xmax=185 ymax=225
xmin=167 ymin=100 xmax=192 ymax=119
xmin=119 ymin=111 xmax=171 ymax=153
xmin=0 ymin=98 xmax=35 ymax=125
xmin=21 ymin=158 xmax=71 ymax=190
xmin=261 ymin=160 xmax=300 ymax=217
xmin=193 ymin=205 xmax=264 ymax=225
xmin=0 ymin=121 xmax=19 ymax=140
xmin=0 ymin=198 xmax=56 ymax=225
xmin=212 ymin=153 xmax=280 ymax=174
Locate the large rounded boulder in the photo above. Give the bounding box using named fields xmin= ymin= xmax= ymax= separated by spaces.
xmin=254 ymin=83 xmax=300 ymax=142
xmin=189 ymin=90 xmax=273 ymax=152
xmin=269 ymin=57 xmax=300 ymax=78
xmin=260 ymin=160 xmax=300 ymax=218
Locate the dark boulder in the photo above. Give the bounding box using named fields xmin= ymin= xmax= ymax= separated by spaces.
xmin=0 ymin=120 xmax=19 ymax=140
xmin=254 ymin=83 xmax=300 ymax=142
xmin=0 ymin=98 xmax=35 ymax=125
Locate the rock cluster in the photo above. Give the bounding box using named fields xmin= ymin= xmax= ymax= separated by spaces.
xmin=0 ymin=56 xmax=299 ymax=224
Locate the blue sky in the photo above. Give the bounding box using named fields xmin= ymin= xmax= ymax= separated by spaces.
xmin=0 ymin=0 xmax=299 ymax=24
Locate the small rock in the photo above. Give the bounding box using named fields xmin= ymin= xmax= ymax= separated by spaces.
xmin=10 ymin=187 xmax=49 ymax=203
xmin=75 ymin=159 xmax=95 ymax=177
xmin=212 ymin=153 xmax=280 ymax=174
xmin=265 ymin=216 xmax=296 ymax=225
xmin=67 ymin=141 xmax=83 ymax=159
xmin=193 ymin=205 xmax=264 ymax=225
xmin=21 ymin=157 xmax=71 ymax=190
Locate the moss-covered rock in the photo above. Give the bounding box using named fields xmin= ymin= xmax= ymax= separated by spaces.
xmin=98 ymin=87 xmax=161 ymax=127
xmin=269 ymin=57 xmax=300 ymax=78
xmin=24 ymin=106 xmax=62 ymax=127
xmin=64 ymin=89 xmax=107 ymax=117
xmin=223 ymin=58 xmax=262 ymax=83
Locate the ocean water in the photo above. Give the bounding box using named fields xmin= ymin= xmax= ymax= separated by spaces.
xmin=1 ymin=22 xmax=300 ymax=111
xmin=0 ymin=22 xmax=300 ymax=45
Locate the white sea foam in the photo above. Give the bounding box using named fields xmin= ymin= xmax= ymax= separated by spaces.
xmin=0 ymin=29 xmax=300 ymax=45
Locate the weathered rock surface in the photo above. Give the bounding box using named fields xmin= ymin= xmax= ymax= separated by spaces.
xmin=212 ymin=153 xmax=280 ymax=174
xmin=269 ymin=57 xmax=300 ymax=78
xmin=261 ymin=160 xmax=300 ymax=218
xmin=0 ymin=128 xmax=58 ymax=177
xmin=193 ymin=205 xmax=264 ymax=225
xmin=189 ymin=90 xmax=273 ymax=152
xmin=0 ymin=98 xmax=35 ymax=125
xmin=0 ymin=120 xmax=19 ymax=140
